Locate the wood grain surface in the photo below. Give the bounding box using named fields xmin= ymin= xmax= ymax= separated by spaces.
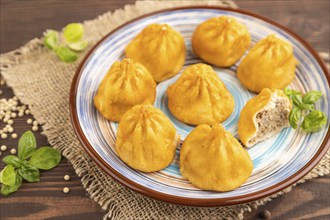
xmin=1 ymin=0 xmax=329 ymax=219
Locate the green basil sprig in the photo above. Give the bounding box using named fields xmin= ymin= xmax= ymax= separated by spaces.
xmin=44 ymin=23 xmax=88 ymax=63
xmin=0 ymin=131 xmax=61 ymax=196
xmin=284 ymin=88 xmax=327 ymax=132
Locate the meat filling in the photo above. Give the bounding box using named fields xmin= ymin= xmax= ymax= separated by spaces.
xmin=248 ymin=98 xmax=290 ymax=146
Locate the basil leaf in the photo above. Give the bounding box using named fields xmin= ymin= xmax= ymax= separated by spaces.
xmin=0 ymin=175 xmax=22 ymax=196
xmin=301 ymin=110 xmax=327 ymax=133
xmin=289 ymin=107 xmax=302 ymax=129
xmin=0 ymin=165 xmax=17 ymax=186
xmin=44 ymin=30 xmax=59 ymax=50
xmin=284 ymin=88 xmax=301 ymax=97
xmin=68 ymin=40 xmax=88 ymax=51
xmin=55 ymin=47 xmax=78 ymax=63
xmin=29 ymin=147 xmax=61 ymax=170
xmin=302 ymin=91 xmax=323 ymax=104
xmin=63 ymin=23 xmax=84 ymax=43
xmin=18 ymin=162 xmax=40 ymax=182
xmin=18 ymin=130 xmax=37 ymax=160
xmin=2 ymin=155 xmax=22 ymax=168
xmin=291 ymin=94 xmax=304 ymax=109
xmin=300 ymin=103 xmax=315 ymax=111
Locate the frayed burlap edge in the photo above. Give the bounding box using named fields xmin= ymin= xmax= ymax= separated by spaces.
xmin=1 ymin=1 xmax=329 ymax=219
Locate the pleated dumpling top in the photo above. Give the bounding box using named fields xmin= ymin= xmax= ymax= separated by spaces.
xmin=94 ymin=58 xmax=156 ymax=122
xmin=116 ymin=105 xmax=180 ymax=172
xmin=180 ymin=123 xmax=253 ymax=191
xmin=125 ymin=23 xmax=186 ymax=82
xmin=237 ymin=34 xmax=298 ymax=93
xmin=192 ymin=16 xmax=251 ymax=67
xmin=167 ymin=63 xmax=235 ymax=125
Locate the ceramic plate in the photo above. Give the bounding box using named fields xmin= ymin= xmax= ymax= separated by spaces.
xmin=70 ymin=6 xmax=330 ymax=206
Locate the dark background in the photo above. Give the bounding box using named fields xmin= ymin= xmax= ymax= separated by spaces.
xmin=1 ymin=0 xmax=329 ymax=219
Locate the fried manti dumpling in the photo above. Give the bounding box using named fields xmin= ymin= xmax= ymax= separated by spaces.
xmin=238 ymin=88 xmax=291 ymax=147
xmin=192 ymin=16 xmax=251 ymax=67
xmin=116 ymin=104 xmax=180 ymax=172
xmin=94 ymin=58 xmax=156 ymax=122
xmin=125 ymin=23 xmax=186 ymax=82
xmin=167 ymin=63 xmax=235 ymax=125
xmin=180 ymin=123 xmax=253 ymax=191
xmin=237 ymin=34 xmax=298 ymax=93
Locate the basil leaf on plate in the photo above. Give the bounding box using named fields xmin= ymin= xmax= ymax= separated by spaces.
xmin=28 ymin=147 xmax=61 ymax=170
xmin=302 ymin=90 xmax=323 ymax=104
xmin=301 ymin=110 xmax=327 ymax=133
xmin=289 ymin=107 xmax=302 ymax=129
xmin=18 ymin=130 xmax=37 ymax=160
xmin=2 ymin=155 xmax=22 ymax=168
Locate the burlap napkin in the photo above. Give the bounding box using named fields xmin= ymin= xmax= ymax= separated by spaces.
xmin=1 ymin=1 xmax=329 ymax=219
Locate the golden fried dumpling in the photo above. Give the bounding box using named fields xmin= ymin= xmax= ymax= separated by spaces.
xmin=94 ymin=58 xmax=156 ymax=122
xmin=167 ymin=63 xmax=234 ymax=125
xmin=116 ymin=104 xmax=180 ymax=172
xmin=180 ymin=123 xmax=253 ymax=191
xmin=237 ymin=34 xmax=298 ymax=93
xmin=238 ymin=88 xmax=291 ymax=147
xmin=125 ymin=23 xmax=186 ymax=82
xmin=192 ymin=16 xmax=251 ymax=67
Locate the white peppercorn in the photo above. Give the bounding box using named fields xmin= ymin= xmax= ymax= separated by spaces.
xmin=1 ymin=133 xmax=8 ymax=139
xmin=1 ymin=145 xmax=7 ymax=151
xmin=10 ymin=148 xmax=17 ymax=155
xmin=64 ymin=175 xmax=70 ymax=181
xmin=63 ymin=187 xmax=70 ymax=193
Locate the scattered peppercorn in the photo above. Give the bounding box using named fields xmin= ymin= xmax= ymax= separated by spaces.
xmin=64 ymin=175 xmax=70 ymax=181
xmin=1 ymin=145 xmax=7 ymax=151
xmin=63 ymin=187 xmax=70 ymax=193
xmin=10 ymin=148 xmax=17 ymax=155
xmin=260 ymin=210 xmax=271 ymax=219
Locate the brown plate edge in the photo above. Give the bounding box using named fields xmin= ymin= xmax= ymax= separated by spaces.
xmin=69 ymin=5 xmax=330 ymax=207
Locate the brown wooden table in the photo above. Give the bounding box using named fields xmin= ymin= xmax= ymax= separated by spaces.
xmin=1 ymin=0 xmax=329 ymax=219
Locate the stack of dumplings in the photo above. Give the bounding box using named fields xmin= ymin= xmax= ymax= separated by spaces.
xmin=92 ymin=17 xmax=300 ymax=193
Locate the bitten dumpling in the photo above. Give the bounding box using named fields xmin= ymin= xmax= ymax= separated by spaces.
xmin=125 ymin=23 xmax=186 ymax=82
xmin=116 ymin=104 xmax=180 ymax=172
xmin=192 ymin=16 xmax=251 ymax=67
xmin=94 ymin=58 xmax=156 ymax=122
xmin=237 ymin=34 xmax=298 ymax=93
xmin=180 ymin=123 xmax=253 ymax=191
xmin=167 ymin=63 xmax=235 ymax=125
xmin=238 ymin=88 xmax=291 ymax=147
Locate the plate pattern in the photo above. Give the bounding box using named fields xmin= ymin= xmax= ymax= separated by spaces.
xmin=73 ymin=8 xmax=329 ymax=203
